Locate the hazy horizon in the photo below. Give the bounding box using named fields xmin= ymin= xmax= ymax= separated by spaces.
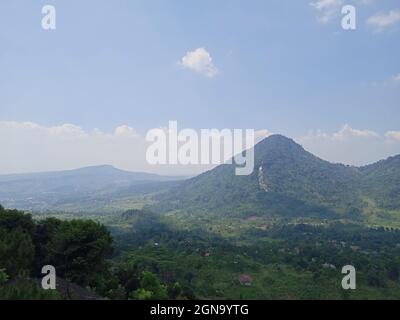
xmin=1 ymin=130 xmax=399 ymax=176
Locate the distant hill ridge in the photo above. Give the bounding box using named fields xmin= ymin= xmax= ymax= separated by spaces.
xmin=0 ymin=165 xmax=180 ymax=182
xmin=0 ymin=165 xmax=185 ymax=212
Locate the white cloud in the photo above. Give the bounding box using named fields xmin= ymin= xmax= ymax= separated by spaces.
xmin=309 ymin=0 xmax=343 ymax=24
xmin=297 ymin=125 xmax=400 ymax=166
xmin=180 ymin=48 xmax=218 ymax=78
xmin=0 ymin=121 xmax=149 ymax=175
xmin=332 ymin=124 xmax=379 ymax=140
xmin=48 ymin=124 xmax=87 ymax=138
xmin=114 ymin=125 xmax=137 ymax=137
xmin=386 ymin=131 xmax=400 ymax=141
xmin=0 ymin=121 xmax=87 ymax=139
xmin=367 ymin=10 xmax=400 ymax=31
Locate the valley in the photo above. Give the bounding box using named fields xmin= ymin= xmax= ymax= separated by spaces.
xmin=1 ymin=134 xmax=400 ymax=300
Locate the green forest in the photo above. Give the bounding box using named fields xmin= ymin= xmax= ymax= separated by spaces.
xmin=2 ymin=204 xmax=400 ymax=300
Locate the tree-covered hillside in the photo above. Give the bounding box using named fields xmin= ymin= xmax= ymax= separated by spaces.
xmin=0 ymin=204 xmax=113 ymax=299
xmin=152 ymin=135 xmax=400 ymax=225
xmin=0 ymin=205 xmax=193 ymax=300
xmin=360 ymin=155 xmax=400 ymax=210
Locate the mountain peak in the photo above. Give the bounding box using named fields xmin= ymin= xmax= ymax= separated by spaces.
xmin=255 ymin=134 xmax=301 ymax=149
xmin=254 ymin=134 xmax=305 ymax=160
xmin=72 ymin=165 xmax=123 ymax=175
xmin=266 ymin=133 xmax=292 ymax=140
xmin=263 ymin=134 xmax=298 ymax=144
xmin=77 ymin=164 xmax=118 ymax=171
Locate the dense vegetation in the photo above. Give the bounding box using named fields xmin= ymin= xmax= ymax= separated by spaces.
xmin=1 ymin=204 xmax=400 ymax=300
xmin=1 ymin=135 xmax=400 ymax=300
xmin=109 ymin=210 xmax=400 ymax=300
xmin=0 ymin=204 xmax=113 ymax=299
xmin=153 ymin=135 xmax=400 ymax=227
xmin=0 ymin=205 xmax=192 ymax=300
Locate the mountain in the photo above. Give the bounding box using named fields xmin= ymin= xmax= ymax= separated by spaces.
xmin=2 ymin=136 xmax=399 ymax=223
xmin=0 ymin=165 xmax=184 ymax=212
xmin=151 ymin=135 xmax=400 ymax=222
xmin=360 ymin=155 xmax=400 ymax=211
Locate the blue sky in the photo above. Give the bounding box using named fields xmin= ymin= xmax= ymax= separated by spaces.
xmin=0 ymin=0 xmax=399 ymax=174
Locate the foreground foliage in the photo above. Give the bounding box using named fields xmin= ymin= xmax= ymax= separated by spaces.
xmin=2 ymin=205 xmax=400 ymax=300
